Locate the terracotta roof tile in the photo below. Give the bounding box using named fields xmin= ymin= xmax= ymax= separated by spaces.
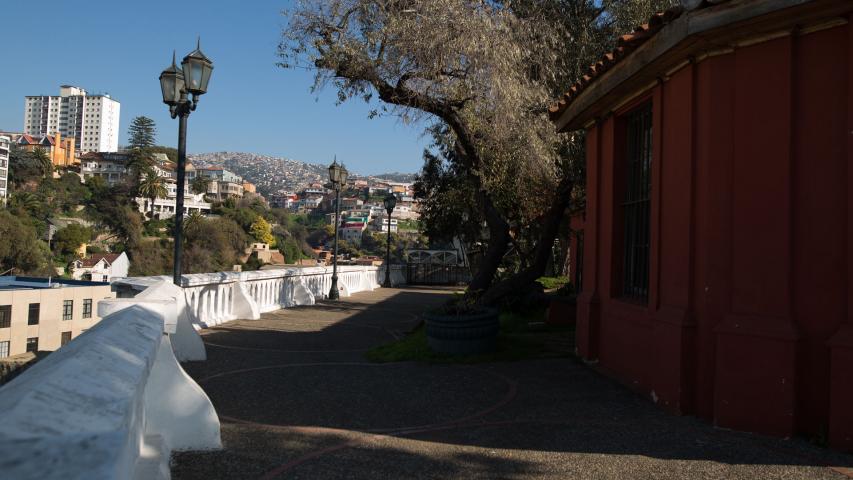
xmin=78 ymin=253 xmax=121 ymax=268
xmin=548 ymin=3 xmax=721 ymax=122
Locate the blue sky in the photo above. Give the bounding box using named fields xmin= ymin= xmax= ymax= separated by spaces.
xmin=0 ymin=0 xmax=430 ymax=175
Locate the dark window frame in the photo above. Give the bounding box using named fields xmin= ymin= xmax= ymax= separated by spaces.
xmin=28 ymin=303 xmax=40 ymax=325
xmin=62 ymin=299 xmax=73 ymax=321
xmin=0 ymin=305 xmax=11 ymax=328
xmin=60 ymin=331 xmax=72 ymax=346
xmin=26 ymin=337 xmax=38 ymax=353
xmin=82 ymin=299 xmax=92 ymax=319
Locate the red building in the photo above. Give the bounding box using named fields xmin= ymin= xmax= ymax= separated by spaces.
xmin=549 ymin=0 xmax=853 ymax=451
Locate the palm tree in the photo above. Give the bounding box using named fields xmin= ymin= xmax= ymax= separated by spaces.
xmin=30 ymin=147 xmax=52 ymax=177
xmin=183 ymin=210 xmax=205 ymax=234
xmin=9 ymin=192 xmax=40 ymax=215
xmin=191 ymin=175 xmax=210 ymax=196
xmin=137 ymin=171 xmax=167 ymax=220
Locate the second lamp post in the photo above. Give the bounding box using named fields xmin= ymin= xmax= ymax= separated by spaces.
xmin=328 ymin=157 xmax=349 ymax=300
xmin=382 ymin=193 xmax=396 ymax=287
xmin=159 ymin=39 xmax=213 ymax=286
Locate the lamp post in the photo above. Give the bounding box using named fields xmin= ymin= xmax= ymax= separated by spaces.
xmin=328 ymin=157 xmax=348 ymax=299
xmin=159 ymin=39 xmax=213 ymax=286
xmin=382 ymin=193 xmax=397 ymax=288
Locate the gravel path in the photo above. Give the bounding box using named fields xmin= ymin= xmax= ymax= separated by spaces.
xmin=171 ymin=287 xmax=853 ymax=479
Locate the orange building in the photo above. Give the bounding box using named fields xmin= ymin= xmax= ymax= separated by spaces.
xmin=17 ymin=133 xmax=76 ymax=167
xmin=242 ymin=181 xmax=256 ymax=194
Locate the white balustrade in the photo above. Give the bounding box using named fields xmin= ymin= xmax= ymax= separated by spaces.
xmin=0 ymin=280 xmax=220 ymax=480
xmin=113 ymin=265 xmax=399 ymax=331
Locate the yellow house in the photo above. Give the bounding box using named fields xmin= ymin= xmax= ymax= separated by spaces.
xmin=17 ymin=133 xmax=77 ymax=167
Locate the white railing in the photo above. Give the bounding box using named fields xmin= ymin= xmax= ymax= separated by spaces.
xmin=114 ymin=265 xmax=406 ymax=336
xmin=0 ymin=280 xmax=220 ymax=480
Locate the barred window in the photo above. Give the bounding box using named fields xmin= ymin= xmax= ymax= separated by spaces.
xmin=82 ymin=299 xmax=92 ymax=319
xmin=622 ymin=104 xmax=653 ymax=302
xmin=0 ymin=341 xmax=8 ymax=358
xmin=61 ymin=331 xmax=72 ymax=346
xmin=26 ymin=337 xmax=38 ymax=353
xmin=63 ymin=300 xmax=73 ymax=321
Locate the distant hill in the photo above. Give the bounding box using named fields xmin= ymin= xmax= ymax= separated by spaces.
xmin=188 ymin=152 xmax=418 ymax=197
xmin=187 ymin=152 xmax=328 ymax=197
xmin=371 ymin=172 xmax=418 ymax=183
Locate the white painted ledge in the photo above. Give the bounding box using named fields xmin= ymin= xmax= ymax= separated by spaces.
xmin=0 ymin=303 xmax=220 ymax=479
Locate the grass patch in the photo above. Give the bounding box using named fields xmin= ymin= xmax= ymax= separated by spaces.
xmin=366 ymin=308 xmax=575 ymax=364
xmin=536 ymin=276 xmax=570 ymax=290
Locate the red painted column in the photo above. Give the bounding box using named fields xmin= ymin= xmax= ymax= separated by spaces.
xmin=828 ymin=17 xmax=853 ymax=453
xmin=576 ymin=123 xmax=602 ymax=360
xmin=713 ymin=35 xmax=800 ymax=438
xmin=651 ymin=65 xmax=698 ymax=415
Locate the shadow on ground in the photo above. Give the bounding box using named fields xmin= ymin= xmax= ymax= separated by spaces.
xmin=171 ymin=287 xmax=853 ymax=480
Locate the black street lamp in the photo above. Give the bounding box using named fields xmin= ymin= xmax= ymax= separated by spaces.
xmin=382 ymin=193 xmax=397 ymax=288
xmin=159 ymin=39 xmax=213 ymax=286
xmin=328 ymin=157 xmax=348 ymax=299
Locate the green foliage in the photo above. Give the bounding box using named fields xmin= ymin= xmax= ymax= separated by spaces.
xmin=0 ymin=210 xmax=51 ymax=275
xmin=8 ymin=146 xmax=51 ymax=187
xmin=536 ymin=276 xmax=569 ymax=290
xmin=137 ymin=171 xmax=168 ymax=219
xmin=149 ymin=146 xmax=178 ymax=163
xmin=53 ymin=224 xmax=93 ymax=258
xmin=191 ymin=175 xmax=210 ymax=195
xmin=127 ymin=116 xmax=157 ymax=149
xmin=128 ymin=239 xmax=173 ymax=276
xmin=365 ymin=308 xmax=559 ymax=364
xmin=281 ymin=237 xmax=303 ymax=263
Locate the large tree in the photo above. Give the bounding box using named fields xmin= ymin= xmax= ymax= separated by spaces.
xmin=127 ymin=116 xmax=157 ymax=149
xmin=281 ymin=0 xmax=672 ymax=304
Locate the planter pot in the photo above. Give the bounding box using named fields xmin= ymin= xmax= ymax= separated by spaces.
xmin=425 ymin=308 xmax=499 ymax=355
xmin=547 ymin=296 xmax=577 ymax=327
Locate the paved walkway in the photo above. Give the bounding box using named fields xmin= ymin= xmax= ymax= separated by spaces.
xmin=172 ymin=287 xmax=853 ymax=479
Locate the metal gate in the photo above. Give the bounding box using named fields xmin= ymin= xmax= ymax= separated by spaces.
xmin=406 ymin=263 xmax=471 ymax=286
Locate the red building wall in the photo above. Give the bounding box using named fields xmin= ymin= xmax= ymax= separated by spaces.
xmin=576 ymin=21 xmax=853 ymax=450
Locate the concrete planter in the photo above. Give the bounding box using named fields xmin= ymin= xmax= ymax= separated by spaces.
xmin=425 ymin=308 xmax=499 ymax=355
xmin=547 ymin=296 xmax=577 ymax=327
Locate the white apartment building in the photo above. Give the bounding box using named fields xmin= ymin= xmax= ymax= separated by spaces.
xmin=0 ymin=136 xmax=9 ymax=205
xmin=23 ymin=85 xmax=120 ymax=153
xmin=370 ymin=215 xmax=398 ymax=233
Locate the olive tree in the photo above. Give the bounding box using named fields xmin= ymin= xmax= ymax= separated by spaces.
xmin=280 ymin=0 xmax=673 ymax=304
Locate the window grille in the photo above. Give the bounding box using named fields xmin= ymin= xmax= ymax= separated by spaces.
xmin=622 ymin=104 xmax=653 ymax=301
xmin=63 ymin=300 xmax=73 ymax=321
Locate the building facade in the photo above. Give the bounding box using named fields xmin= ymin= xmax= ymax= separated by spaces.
xmin=0 ymin=136 xmax=9 ymax=205
xmin=17 ymin=133 xmax=76 ymax=167
xmin=0 ymin=277 xmax=114 ymax=357
xmin=80 ymin=152 xmax=130 ymax=185
xmin=69 ymin=253 xmax=130 ymax=283
xmin=549 ymin=0 xmax=853 ymax=452
xmin=23 ymin=85 xmax=120 ymax=153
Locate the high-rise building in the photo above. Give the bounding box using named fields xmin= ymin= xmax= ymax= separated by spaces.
xmin=23 ymin=85 xmax=120 ymax=154
xmin=0 ymin=135 xmax=9 ymax=205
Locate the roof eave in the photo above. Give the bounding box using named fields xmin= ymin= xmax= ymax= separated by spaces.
xmin=553 ymin=0 xmax=845 ymax=132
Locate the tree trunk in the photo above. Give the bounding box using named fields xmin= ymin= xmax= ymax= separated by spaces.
xmin=467 ymin=193 xmax=511 ymax=293
xmin=479 ymin=175 xmax=573 ymax=305
xmin=150 ymin=196 xmax=156 ymax=220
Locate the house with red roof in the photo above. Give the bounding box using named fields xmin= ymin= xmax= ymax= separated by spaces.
xmin=549 ymin=0 xmax=853 ymax=451
xmin=69 ymin=252 xmax=129 ymax=283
